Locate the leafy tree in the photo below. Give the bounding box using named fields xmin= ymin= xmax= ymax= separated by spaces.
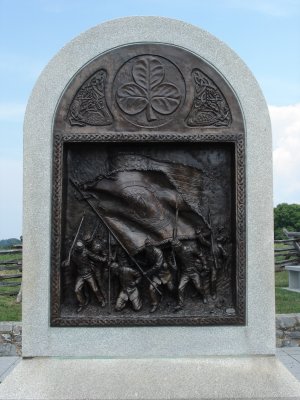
xmin=0 ymin=238 xmax=21 ymax=249
xmin=274 ymin=203 xmax=300 ymax=239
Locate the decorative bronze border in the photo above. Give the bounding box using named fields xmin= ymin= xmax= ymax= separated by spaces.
xmin=50 ymin=131 xmax=245 ymax=327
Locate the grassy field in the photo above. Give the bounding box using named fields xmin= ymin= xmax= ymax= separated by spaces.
xmin=275 ymin=270 xmax=300 ymax=313
xmin=0 ymin=252 xmax=22 ymax=321
xmin=0 ymin=295 xmax=21 ymax=320
xmin=274 ymin=240 xmax=300 ymax=313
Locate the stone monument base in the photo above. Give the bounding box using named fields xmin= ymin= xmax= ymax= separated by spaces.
xmin=0 ymin=356 xmax=300 ymax=399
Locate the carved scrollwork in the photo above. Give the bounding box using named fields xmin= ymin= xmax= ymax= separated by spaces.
xmin=186 ymin=69 xmax=232 ymax=127
xmin=68 ymin=70 xmax=113 ymax=126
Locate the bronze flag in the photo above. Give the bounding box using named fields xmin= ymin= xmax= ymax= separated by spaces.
xmin=81 ymin=154 xmax=207 ymax=255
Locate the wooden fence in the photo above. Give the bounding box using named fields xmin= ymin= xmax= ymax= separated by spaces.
xmin=0 ymin=230 xmax=298 ymax=301
xmin=0 ymin=246 xmax=22 ymax=302
xmin=274 ymin=229 xmax=300 ymax=272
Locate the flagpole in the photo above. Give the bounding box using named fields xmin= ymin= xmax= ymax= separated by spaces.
xmin=171 ymin=194 xmax=179 ymax=271
xmin=70 ymin=179 xmax=162 ymax=296
xmin=174 ymin=194 xmax=179 ymax=238
xmin=67 ymin=214 xmax=85 ymax=265
xmin=108 ymin=230 xmax=111 ymax=314
xmin=208 ymin=207 xmax=218 ymax=277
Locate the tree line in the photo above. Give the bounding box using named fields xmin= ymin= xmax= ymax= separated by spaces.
xmin=274 ymin=203 xmax=300 ymax=239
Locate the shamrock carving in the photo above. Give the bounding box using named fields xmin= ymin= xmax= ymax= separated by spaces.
xmin=116 ymin=56 xmax=181 ymax=121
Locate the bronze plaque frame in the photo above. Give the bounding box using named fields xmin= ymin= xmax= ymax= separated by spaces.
xmin=50 ymin=44 xmax=246 ymax=327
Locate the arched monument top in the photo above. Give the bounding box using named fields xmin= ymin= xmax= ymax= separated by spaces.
xmin=25 ymin=16 xmax=270 ymax=136
xmin=22 ymin=17 xmax=274 ymax=357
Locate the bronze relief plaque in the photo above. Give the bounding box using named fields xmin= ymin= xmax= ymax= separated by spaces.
xmin=51 ymin=44 xmax=245 ymax=327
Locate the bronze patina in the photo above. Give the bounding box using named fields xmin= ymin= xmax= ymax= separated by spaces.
xmin=51 ymin=44 xmax=245 ymax=327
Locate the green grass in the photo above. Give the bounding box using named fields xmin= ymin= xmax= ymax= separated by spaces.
xmin=275 ymin=287 xmax=300 ymax=314
xmin=0 ymin=295 xmax=21 ymax=320
xmin=275 ymin=271 xmax=300 ymax=313
xmin=275 ymin=271 xmax=289 ymax=287
xmin=0 ymin=252 xmax=22 ymax=321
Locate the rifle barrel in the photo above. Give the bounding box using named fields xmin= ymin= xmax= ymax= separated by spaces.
xmin=67 ymin=214 xmax=85 ymax=264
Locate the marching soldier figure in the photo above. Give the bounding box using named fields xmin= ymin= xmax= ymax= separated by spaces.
xmin=110 ymin=261 xmax=142 ymax=312
xmin=89 ymin=238 xmax=108 ymax=299
xmin=62 ymin=240 xmax=106 ymax=312
xmin=143 ymin=238 xmax=175 ymax=313
xmin=172 ymin=239 xmax=208 ymax=310
xmin=194 ymin=226 xmax=216 ymax=298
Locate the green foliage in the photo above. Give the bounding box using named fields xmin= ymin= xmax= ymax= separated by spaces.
xmin=275 ymin=287 xmax=300 ymax=313
xmin=0 ymin=238 xmax=21 ymax=249
xmin=275 ymin=271 xmax=300 ymax=313
xmin=0 ymin=253 xmax=22 ymax=320
xmin=275 ymin=271 xmax=289 ymax=287
xmin=0 ymin=296 xmax=21 ymax=321
xmin=274 ymin=203 xmax=300 ymax=239
xmin=0 ymin=253 xmax=22 ymax=262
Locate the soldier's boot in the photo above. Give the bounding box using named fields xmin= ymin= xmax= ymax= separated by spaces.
xmin=77 ymin=300 xmax=88 ymax=313
xmin=150 ymin=303 xmax=158 ymax=313
xmin=174 ymin=298 xmax=184 ymax=312
xmin=199 ymin=287 xmax=208 ymax=304
xmin=174 ymin=290 xmax=184 ymax=312
xmin=211 ymin=281 xmax=217 ymax=300
xmin=95 ymin=290 xmax=106 ymax=307
xmin=76 ymin=290 xmax=88 ymax=313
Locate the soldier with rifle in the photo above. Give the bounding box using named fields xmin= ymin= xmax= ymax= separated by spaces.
xmin=69 ymin=179 xmax=162 ymax=306
xmin=172 ymin=238 xmax=208 ymax=311
xmin=207 ymin=209 xmax=219 ymax=300
xmin=62 ymin=220 xmax=106 ymax=312
xmin=143 ymin=238 xmax=176 ymax=313
xmin=110 ymin=260 xmax=142 ymax=312
xmin=89 ymin=238 xmax=108 ymax=303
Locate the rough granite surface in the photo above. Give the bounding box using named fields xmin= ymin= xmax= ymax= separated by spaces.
xmin=1 ymin=357 xmax=300 ymax=399
xmin=23 ymin=17 xmax=274 ymax=358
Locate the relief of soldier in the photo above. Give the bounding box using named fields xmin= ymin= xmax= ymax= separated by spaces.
xmin=143 ymin=238 xmax=176 ymax=313
xmin=110 ymin=260 xmax=142 ymax=312
xmin=171 ymin=238 xmax=208 ymax=310
xmin=62 ymin=239 xmax=106 ymax=312
xmin=63 ymin=210 xmax=230 ymax=315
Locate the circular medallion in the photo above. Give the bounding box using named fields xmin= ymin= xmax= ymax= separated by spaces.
xmin=113 ymin=55 xmax=185 ymax=128
xmin=119 ymin=181 xmax=171 ymax=230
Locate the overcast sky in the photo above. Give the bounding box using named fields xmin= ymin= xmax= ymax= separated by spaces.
xmin=0 ymin=0 xmax=299 ymax=239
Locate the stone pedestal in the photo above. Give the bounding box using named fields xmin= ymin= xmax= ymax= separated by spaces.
xmin=1 ymin=357 xmax=300 ymax=399
xmin=286 ymin=265 xmax=300 ymax=292
xmin=1 ymin=16 xmax=300 ymax=399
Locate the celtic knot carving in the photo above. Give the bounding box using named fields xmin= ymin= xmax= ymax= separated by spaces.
xmin=68 ymin=69 xmax=113 ymax=127
xmin=186 ymin=69 xmax=232 ymax=127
